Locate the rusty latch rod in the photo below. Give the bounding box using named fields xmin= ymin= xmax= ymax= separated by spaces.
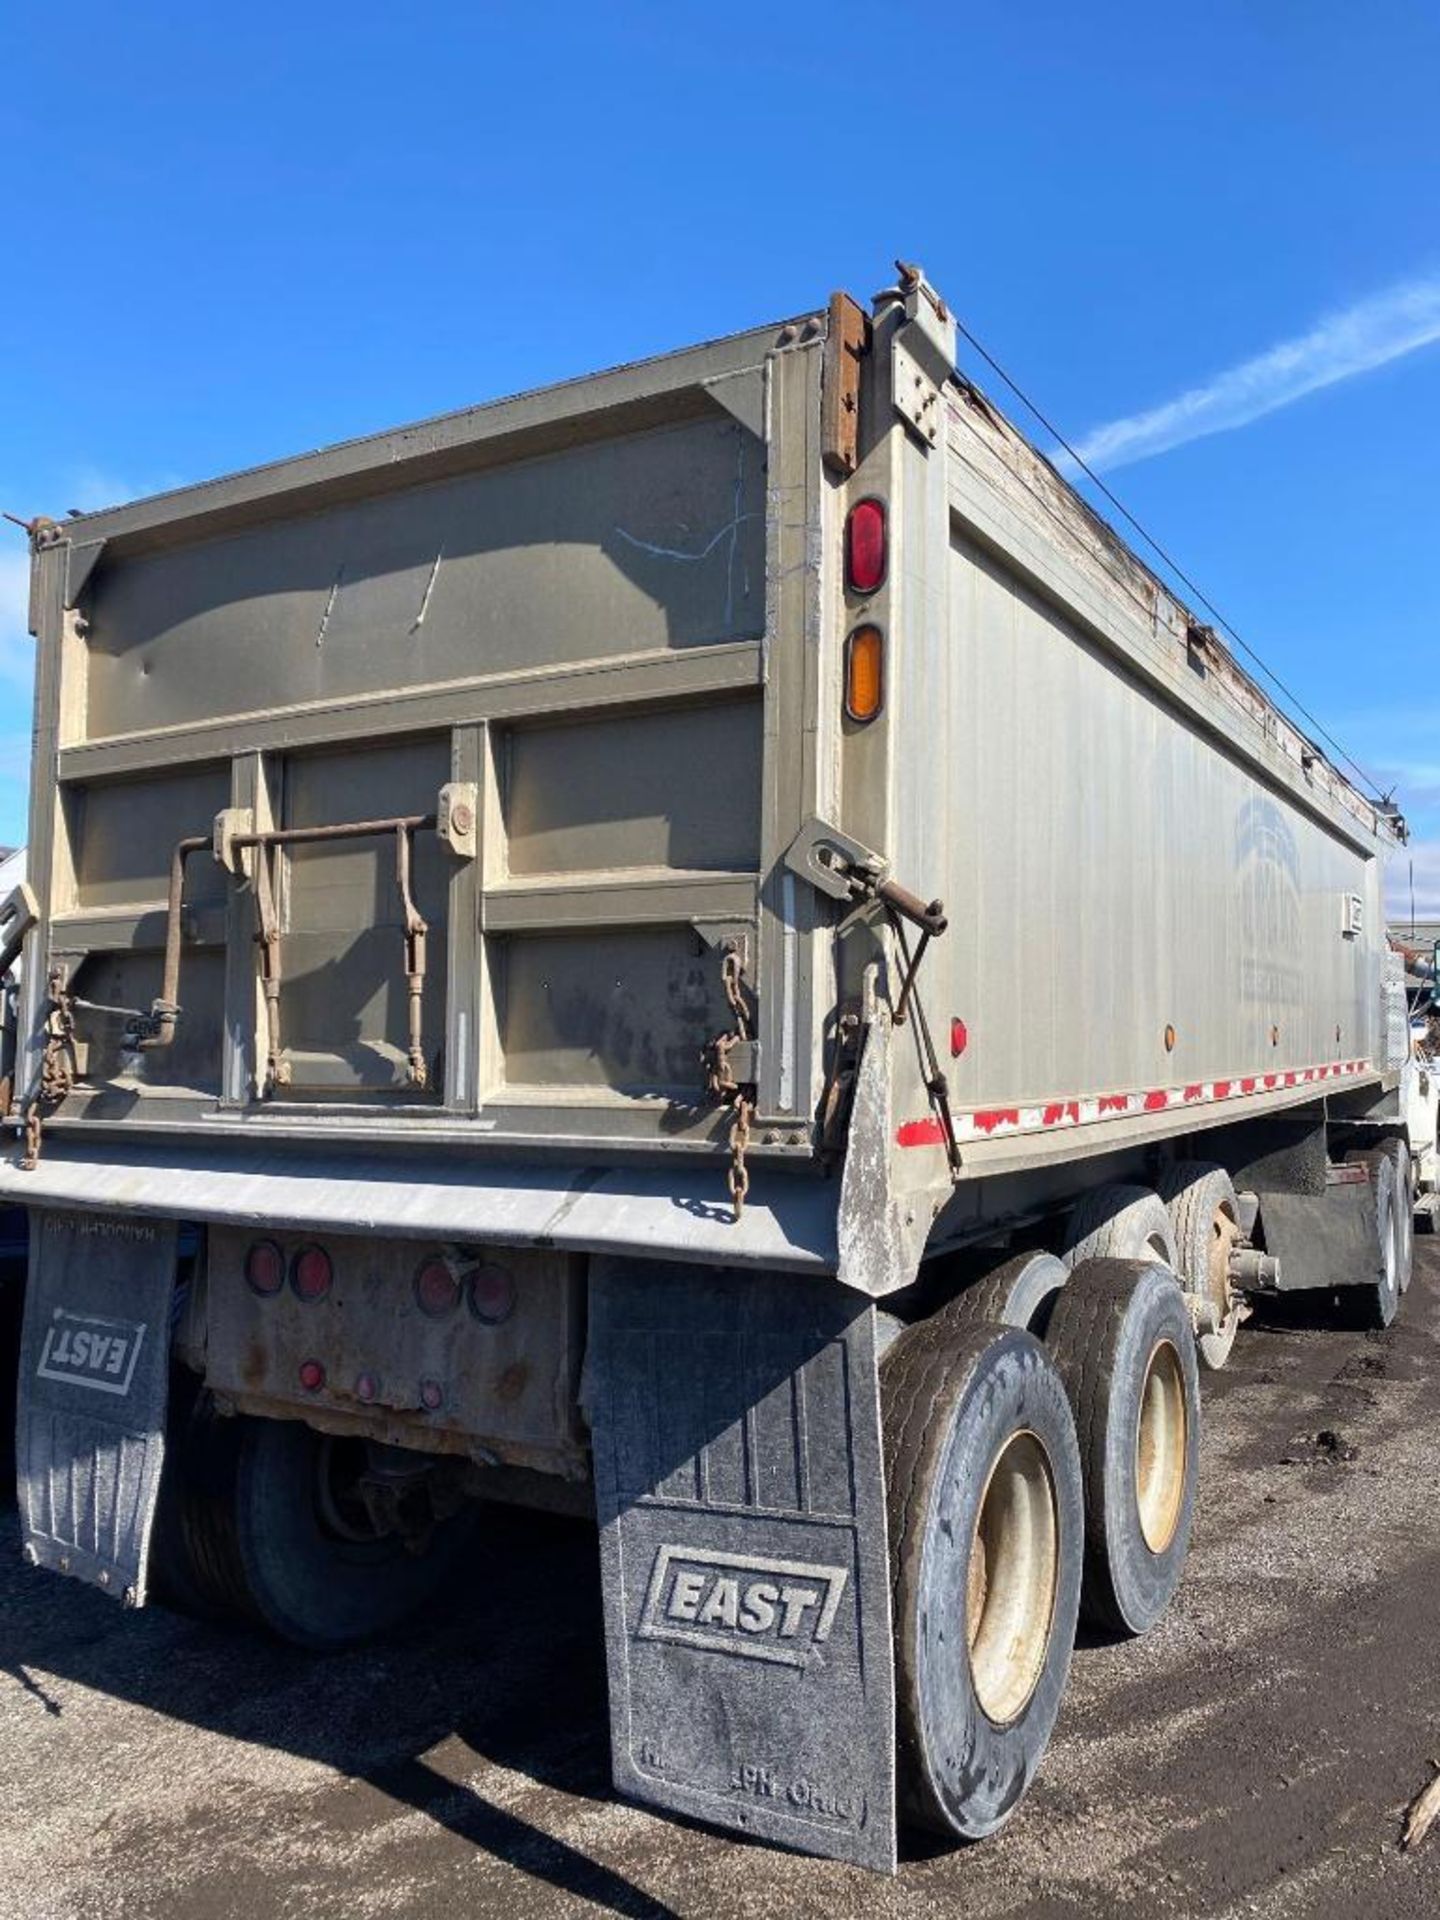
xmin=138 ymin=816 xmax=436 ymax=1091
xmin=885 ymin=909 xmax=962 ymax=1180
xmin=394 ymin=823 xmax=429 ymax=1090
xmin=252 ymin=839 xmax=286 ymax=1091
xmin=875 ymin=881 xmax=948 ymax=1026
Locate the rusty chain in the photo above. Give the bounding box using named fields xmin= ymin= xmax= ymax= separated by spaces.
xmin=727 ymin=1092 xmax=753 ymax=1217
xmin=703 ymin=944 xmax=757 ymax=1221
xmin=20 ymin=966 xmax=77 ymax=1171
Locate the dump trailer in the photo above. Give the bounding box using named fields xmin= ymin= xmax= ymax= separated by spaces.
xmin=0 ymin=264 xmax=1423 ymax=1872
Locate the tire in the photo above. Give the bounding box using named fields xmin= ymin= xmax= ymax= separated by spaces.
xmin=1380 ymin=1140 xmax=1415 ymax=1294
xmin=882 ymin=1319 xmax=1083 ymax=1840
xmin=1156 ymin=1161 xmax=1242 ymax=1370
xmin=1061 ymin=1184 xmax=1179 ymax=1271
xmin=1345 ymin=1147 xmax=1403 ymax=1328
xmin=152 ymin=1390 xmax=474 ymax=1649
xmin=945 ymin=1251 xmax=1069 ymax=1338
xmin=1045 ymin=1258 xmax=1200 ymax=1636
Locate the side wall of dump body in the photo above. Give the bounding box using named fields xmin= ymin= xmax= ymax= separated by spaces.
xmin=821 ymin=288 xmax=1396 ymax=1261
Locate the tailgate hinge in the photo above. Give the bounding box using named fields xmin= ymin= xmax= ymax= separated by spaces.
xmin=887 ymin=261 xmax=956 ymax=452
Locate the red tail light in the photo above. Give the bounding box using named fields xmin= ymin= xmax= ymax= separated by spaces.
xmin=298 ymin=1358 xmax=325 ymax=1392
xmin=290 ymin=1244 xmax=333 ymax=1302
xmin=467 ymin=1262 xmax=516 ymax=1325
xmin=414 ymin=1255 xmax=461 ymax=1318
xmin=245 ymin=1240 xmax=285 ymax=1298
xmin=846 ymin=498 xmax=887 ymax=594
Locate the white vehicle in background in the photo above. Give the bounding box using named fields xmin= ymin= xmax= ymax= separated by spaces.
xmin=1392 ymin=928 xmax=1440 ymax=1228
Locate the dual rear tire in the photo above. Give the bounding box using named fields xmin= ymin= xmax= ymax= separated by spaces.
xmin=1346 ymin=1141 xmax=1413 ymax=1327
xmin=882 ymin=1320 xmax=1083 ymax=1838
xmin=152 ymin=1375 xmax=474 ymax=1649
xmin=883 ymin=1254 xmax=1201 ymax=1837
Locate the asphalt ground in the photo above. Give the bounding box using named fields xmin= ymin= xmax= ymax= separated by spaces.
xmin=3 ymin=1249 xmax=1440 ymax=1920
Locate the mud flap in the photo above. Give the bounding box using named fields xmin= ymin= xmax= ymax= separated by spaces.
xmin=16 ymin=1210 xmax=177 ymax=1605
xmin=589 ymin=1259 xmax=896 ymax=1871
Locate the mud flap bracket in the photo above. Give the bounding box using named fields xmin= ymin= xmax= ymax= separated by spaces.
xmin=589 ymin=1258 xmax=896 ymax=1871
xmin=16 ymin=1210 xmax=177 ymax=1605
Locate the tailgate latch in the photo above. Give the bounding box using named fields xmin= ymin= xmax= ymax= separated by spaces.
xmin=784 ymin=817 xmax=960 ymax=1177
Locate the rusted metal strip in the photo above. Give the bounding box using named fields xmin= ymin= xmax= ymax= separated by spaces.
xmin=821 ymin=292 xmax=870 ymax=478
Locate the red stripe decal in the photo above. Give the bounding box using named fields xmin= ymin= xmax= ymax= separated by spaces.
xmin=893 ymin=1058 xmax=1375 ymax=1147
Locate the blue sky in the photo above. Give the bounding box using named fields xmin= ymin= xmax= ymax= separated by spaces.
xmin=2 ymin=2 xmax=1437 ymax=906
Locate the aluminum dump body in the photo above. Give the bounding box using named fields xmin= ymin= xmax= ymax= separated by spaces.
xmin=3 ymin=272 xmax=1400 ymax=1288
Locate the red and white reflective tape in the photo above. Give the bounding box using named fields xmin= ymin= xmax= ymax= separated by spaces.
xmin=896 ymin=1059 xmax=1374 ymax=1149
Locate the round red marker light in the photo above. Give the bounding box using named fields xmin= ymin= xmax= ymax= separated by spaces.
xmin=950 ymin=1018 xmax=968 ymax=1059
xmin=467 ymin=1262 xmax=516 ymax=1325
xmin=414 ymin=1256 xmax=461 ymax=1318
xmin=290 ymin=1244 xmax=333 ymax=1302
xmin=420 ymin=1378 xmax=444 ymax=1411
xmin=846 ymin=498 xmax=887 ymax=594
xmin=245 ymin=1240 xmax=285 ymax=1298
xmin=298 ymin=1359 xmax=325 ymax=1392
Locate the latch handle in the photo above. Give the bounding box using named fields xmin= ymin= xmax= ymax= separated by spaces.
xmin=875 ymin=880 xmax=947 ymax=939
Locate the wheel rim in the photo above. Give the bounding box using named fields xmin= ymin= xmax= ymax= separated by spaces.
xmin=966 ymin=1429 xmax=1059 ymax=1725
xmin=1135 ymin=1340 xmax=1188 ymax=1554
xmin=314 ymin=1437 xmax=386 ymax=1544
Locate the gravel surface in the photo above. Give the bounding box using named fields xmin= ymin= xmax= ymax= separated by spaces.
xmin=3 ymin=1249 xmax=1440 ymax=1919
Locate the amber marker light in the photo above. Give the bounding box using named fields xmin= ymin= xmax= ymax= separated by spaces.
xmin=845 ymin=624 xmax=885 ymax=723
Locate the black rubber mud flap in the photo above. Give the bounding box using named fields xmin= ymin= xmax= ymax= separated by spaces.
xmin=589 ymin=1258 xmax=896 ymax=1872
xmin=16 ymin=1210 xmax=178 ymax=1605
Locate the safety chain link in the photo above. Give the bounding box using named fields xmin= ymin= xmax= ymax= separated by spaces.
xmin=727 ymin=1091 xmax=753 ymax=1218
xmin=21 ymin=967 xmax=77 ymax=1171
xmin=704 ymin=944 xmax=757 ymax=1221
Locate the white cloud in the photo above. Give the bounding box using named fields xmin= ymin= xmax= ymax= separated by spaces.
xmin=1065 ymin=274 xmax=1440 ymax=473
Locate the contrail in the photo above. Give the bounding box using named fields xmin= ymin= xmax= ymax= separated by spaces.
xmin=1066 ymin=275 xmax=1440 ymax=473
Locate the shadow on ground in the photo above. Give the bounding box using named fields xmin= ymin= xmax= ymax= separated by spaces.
xmin=0 ymin=1493 xmax=678 ymax=1919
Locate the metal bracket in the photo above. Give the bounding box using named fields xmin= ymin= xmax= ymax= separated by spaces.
xmin=437 ymin=781 xmax=478 ymax=859
xmin=783 ymin=817 xmax=886 ymax=905
xmin=783 ymin=817 xmax=946 ymax=939
xmin=889 ymin=264 xmax=956 ymax=452
xmin=213 ymin=807 xmax=256 ymax=875
xmin=0 ymin=880 xmax=38 ymax=981
xmin=691 ymin=921 xmax=752 ymax=964
xmin=893 ymin=335 xmax=942 ymax=447
xmin=702 ymin=1034 xmax=761 ymax=1094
